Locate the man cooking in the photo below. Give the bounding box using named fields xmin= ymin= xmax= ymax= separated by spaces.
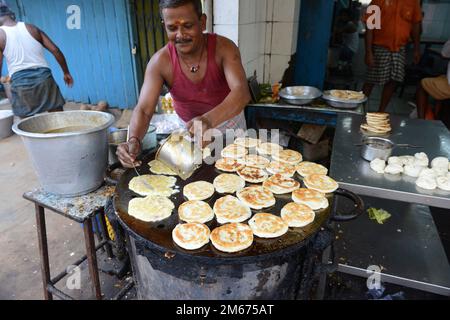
xmin=117 ymin=0 xmax=251 ymax=168
xmin=0 ymin=5 xmax=74 ymax=118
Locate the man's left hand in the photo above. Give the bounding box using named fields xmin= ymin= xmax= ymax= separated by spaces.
xmin=64 ymin=73 xmax=74 ymax=87
xmin=186 ymin=116 xmax=212 ymax=148
xmin=414 ymin=48 xmax=421 ymax=65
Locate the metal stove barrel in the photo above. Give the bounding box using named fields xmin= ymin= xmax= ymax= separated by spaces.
xmin=113 ymin=151 xmax=363 ymax=299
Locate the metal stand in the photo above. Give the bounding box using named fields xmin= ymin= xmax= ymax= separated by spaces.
xmin=24 ymin=186 xmax=134 ymax=300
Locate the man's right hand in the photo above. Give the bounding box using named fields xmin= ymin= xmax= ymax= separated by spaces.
xmin=116 ymin=138 xmax=142 ymax=168
xmin=365 ymin=51 xmax=375 ymax=68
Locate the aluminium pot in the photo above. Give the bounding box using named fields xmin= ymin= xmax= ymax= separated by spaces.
xmin=13 ymin=111 xmax=115 ymax=196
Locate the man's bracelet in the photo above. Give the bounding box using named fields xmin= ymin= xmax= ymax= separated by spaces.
xmin=128 ymin=136 xmax=142 ymax=149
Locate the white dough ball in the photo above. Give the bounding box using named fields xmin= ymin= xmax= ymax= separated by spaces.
xmin=404 ymin=165 xmax=424 ymax=178
xmin=414 ymin=152 xmax=429 ymax=167
xmin=384 ymin=164 xmax=404 ymax=175
xmin=399 ymin=156 xmax=415 ymax=166
xmin=388 ymin=156 xmax=403 ymax=166
xmin=416 ymin=176 xmax=437 ymax=190
xmin=419 ymin=168 xmax=437 ymax=179
xmin=431 ymin=157 xmax=449 ymax=169
xmin=436 ymin=175 xmax=450 ymax=191
xmin=370 ymin=158 xmax=386 ymax=174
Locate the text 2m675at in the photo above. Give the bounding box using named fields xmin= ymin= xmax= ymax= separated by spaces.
xmin=220 ymin=304 xmax=274 ymax=315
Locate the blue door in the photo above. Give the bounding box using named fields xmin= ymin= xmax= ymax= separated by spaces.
xmin=2 ymin=0 xmax=138 ymax=108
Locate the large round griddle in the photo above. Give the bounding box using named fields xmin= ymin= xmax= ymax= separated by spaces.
xmin=114 ymin=150 xmax=333 ymax=261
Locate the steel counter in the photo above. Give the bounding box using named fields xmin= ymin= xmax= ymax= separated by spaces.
xmin=328 ymin=114 xmax=450 ymax=296
xmin=331 ymin=114 xmax=450 ymax=209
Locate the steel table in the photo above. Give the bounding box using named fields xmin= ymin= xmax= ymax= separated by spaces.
xmin=329 ymin=114 xmax=450 ymax=296
xmin=332 ymin=114 xmax=450 ymax=208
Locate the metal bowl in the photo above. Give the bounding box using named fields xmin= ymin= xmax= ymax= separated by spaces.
xmin=361 ymin=137 xmax=394 ymax=161
xmin=0 ymin=110 xmax=14 ymax=139
xmin=322 ymin=90 xmax=367 ymax=109
xmin=108 ymin=129 xmax=128 ymax=165
xmin=279 ymin=86 xmax=322 ymax=105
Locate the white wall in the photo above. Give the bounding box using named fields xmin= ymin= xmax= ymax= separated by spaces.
xmin=422 ymin=1 xmax=450 ymax=40
xmin=214 ymin=0 xmax=301 ymax=84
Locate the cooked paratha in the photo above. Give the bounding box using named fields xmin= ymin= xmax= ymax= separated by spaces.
xmin=213 ymin=195 xmax=252 ymax=224
xmin=128 ymin=195 xmax=174 ymax=222
xmin=248 ymin=213 xmax=288 ymax=238
xmin=172 ymin=223 xmax=211 ymax=250
xmin=281 ymin=202 xmax=315 ymax=227
xmin=210 ymin=223 xmax=254 ymax=253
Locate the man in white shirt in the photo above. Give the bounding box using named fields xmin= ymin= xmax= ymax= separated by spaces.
xmin=0 ymin=4 xmax=73 ymax=117
xmin=416 ymin=39 xmax=450 ymax=119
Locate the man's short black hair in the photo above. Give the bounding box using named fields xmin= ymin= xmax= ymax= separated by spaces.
xmin=0 ymin=4 xmax=15 ymax=19
xmin=159 ymin=0 xmax=203 ymax=19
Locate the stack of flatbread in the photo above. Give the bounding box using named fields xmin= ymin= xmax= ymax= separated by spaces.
xmin=360 ymin=113 xmax=392 ymax=134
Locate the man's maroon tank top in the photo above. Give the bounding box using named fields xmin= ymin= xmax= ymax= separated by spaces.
xmin=168 ymin=33 xmax=231 ymax=122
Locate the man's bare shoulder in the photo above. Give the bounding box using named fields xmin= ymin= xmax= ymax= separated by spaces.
xmin=216 ymin=34 xmax=239 ymax=52
xmin=145 ymin=44 xmax=173 ymax=83
xmin=24 ymin=23 xmax=39 ymax=34
xmin=215 ymin=34 xmax=242 ymax=66
xmin=147 ymin=45 xmax=171 ymax=69
xmin=24 ymin=23 xmax=42 ymax=41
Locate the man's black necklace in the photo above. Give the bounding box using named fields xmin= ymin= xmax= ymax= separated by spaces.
xmin=180 ymin=37 xmax=207 ymax=73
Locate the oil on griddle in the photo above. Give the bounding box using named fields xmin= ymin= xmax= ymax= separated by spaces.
xmin=114 ymin=151 xmax=333 ymax=259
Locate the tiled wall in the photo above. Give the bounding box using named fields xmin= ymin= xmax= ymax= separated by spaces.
xmin=214 ymin=0 xmax=301 ymax=84
xmin=422 ymin=1 xmax=450 ymax=40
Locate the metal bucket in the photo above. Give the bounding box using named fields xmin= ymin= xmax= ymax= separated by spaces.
xmin=155 ymin=130 xmax=202 ymax=180
xmin=13 ymin=111 xmax=115 ymax=196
